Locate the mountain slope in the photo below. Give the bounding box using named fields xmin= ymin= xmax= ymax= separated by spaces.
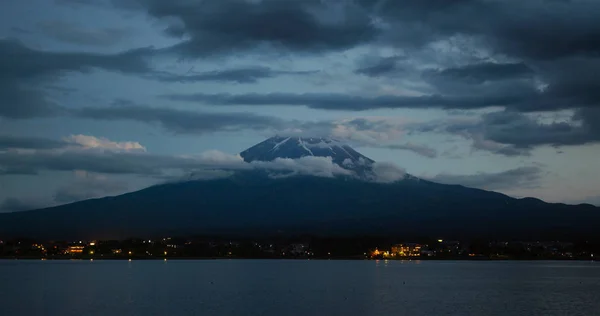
xmin=0 ymin=170 xmax=598 ymax=240
xmin=1 ymin=137 xmax=598 ymax=241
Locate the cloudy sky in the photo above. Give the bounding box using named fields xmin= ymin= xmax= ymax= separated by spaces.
xmin=2 ymin=0 xmax=600 ymax=211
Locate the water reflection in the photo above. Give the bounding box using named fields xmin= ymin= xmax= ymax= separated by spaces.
xmin=0 ymin=260 xmax=598 ymax=316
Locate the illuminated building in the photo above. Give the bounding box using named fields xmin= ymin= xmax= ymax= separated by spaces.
xmin=370 ymin=243 xmax=424 ymax=259
xmin=370 ymin=248 xmax=382 ymax=258
xmin=370 ymin=248 xmax=390 ymax=258
xmin=31 ymin=244 xmax=45 ymax=251
xmin=66 ymin=245 xmax=84 ymax=254
xmin=391 ymin=243 xmax=422 ymax=257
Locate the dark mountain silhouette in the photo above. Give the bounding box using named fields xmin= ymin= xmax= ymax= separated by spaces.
xmin=0 ymin=138 xmax=598 ymax=240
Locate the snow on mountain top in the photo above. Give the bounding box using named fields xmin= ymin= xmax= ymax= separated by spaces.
xmin=271 ymin=136 xmax=291 ymax=152
xmin=240 ymin=136 xmax=374 ymax=168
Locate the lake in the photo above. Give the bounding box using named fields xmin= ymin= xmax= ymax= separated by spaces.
xmin=0 ymin=260 xmax=598 ymax=315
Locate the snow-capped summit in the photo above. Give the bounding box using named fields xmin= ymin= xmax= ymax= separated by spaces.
xmin=240 ymin=136 xmax=374 ymax=168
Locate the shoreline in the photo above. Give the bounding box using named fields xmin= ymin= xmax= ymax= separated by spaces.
xmin=1 ymin=256 xmax=596 ymax=262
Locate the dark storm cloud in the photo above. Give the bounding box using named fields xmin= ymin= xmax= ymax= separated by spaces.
xmin=0 ymin=135 xmax=73 ymax=150
xmin=426 ymin=64 xmax=591 ymax=114
xmin=533 ymin=58 xmax=600 ymax=110
xmin=357 ymin=0 xmax=600 ymax=119
xmin=54 ymin=0 xmax=108 ymax=7
xmin=427 ymin=62 xmax=534 ymax=83
xmin=153 ymin=66 xmax=317 ymax=84
xmin=0 ymin=167 xmax=39 ymax=176
xmin=411 ymin=108 xmax=600 ymax=151
xmin=485 ymin=2 xmax=600 ymax=61
xmin=108 ymin=0 xmax=600 ymax=82
xmin=37 ymin=20 xmax=130 ymax=46
xmin=477 ymin=142 xmax=530 ymax=157
xmin=8 ymin=0 xmax=600 ymax=155
xmin=0 ymin=81 xmax=61 ymax=119
xmin=354 ymin=56 xmax=405 ymax=77
xmin=59 ymin=0 xmax=600 ymax=114
xmin=383 ymin=143 xmax=438 ymax=158
xmin=0 ymin=39 xmax=154 ymax=119
xmin=482 ymin=109 xmax=600 ymax=147
xmin=161 ymin=92 xmax=523 ymax=111
xmin=422 ymin=58 xmax=600 ymax=114
xmin=370 ymin=1 xmax=600 ymax=118
xmin=409 ymin=117 xmax=521 ymax=156
xmin=0 ymin=39 xmax=152 ymax=78
xmin=112 ymin=0 xmax=379 ymax=57
xmin=0 ymin=37 xmax=322 ymax=120
xmin=73 ymin=100 xmax=287 ymax=134
xmin=429 ymin=166 xmax=543 ymax=191
xmin=360 ymin=0 xmax=600 ymax=60
xmin=44 ymin=85 xmax=79 ymax=96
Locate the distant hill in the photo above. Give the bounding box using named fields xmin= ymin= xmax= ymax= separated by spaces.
xmin=0 ymin=137 xmax=598 ymax=241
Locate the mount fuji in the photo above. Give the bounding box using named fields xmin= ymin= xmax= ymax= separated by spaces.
xmin=241 ymin=136 xmax=374 ymax=167
xmin=0 ymin=136 xmax=598 ymax=240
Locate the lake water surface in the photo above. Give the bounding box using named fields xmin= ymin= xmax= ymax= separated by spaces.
xmin=1 ymin=260 xmax=599 ymax=316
